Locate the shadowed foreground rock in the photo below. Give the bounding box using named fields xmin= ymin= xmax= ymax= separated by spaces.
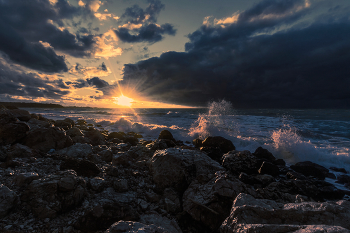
xmin=220 ymin=193 xmax=350 ymax=232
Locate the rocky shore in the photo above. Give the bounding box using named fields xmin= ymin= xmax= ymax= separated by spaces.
xmin=1 ymin=105 xmax=350 ymax=233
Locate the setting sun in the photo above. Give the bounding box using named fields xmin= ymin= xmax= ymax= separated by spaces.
xmin=114 ymin=95 xmax=134 ymax=107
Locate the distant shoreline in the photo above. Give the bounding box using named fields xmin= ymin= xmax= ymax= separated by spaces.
xmin=0 ymin=102 xmax=64 ymax=108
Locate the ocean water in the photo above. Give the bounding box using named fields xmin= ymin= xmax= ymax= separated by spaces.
xmin=23 ymin=100 xmax=350 ymax=173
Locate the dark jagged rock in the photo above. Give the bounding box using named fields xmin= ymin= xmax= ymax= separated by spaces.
xmin=158 ymin=130 xmax=175 ymax=141
xmin=60 ymin=158 xmax=100 ymax=177
xmin=286 ymin=171 xmax=307 ymax=180
xmin=273 ymin=158 xmax=286 ymax=166
xmin=192 ymin=138 xmax=203 ymax=148
xmin=0 ymin=108 xmax=30 ymax=145
xmin=202 ymin=136 xmax=235 ymax=154
xmin=9 ymin=109 xmax=31 ymax=122
xmin=331 ymin=167 xmax=347 ymax=174
xmin=84 ymin=129 xmax=106 ymax=146
xmin=253 ymin=147 xmax=276 ymax=161
xmin=105 ymin=221 xmax=171 ymax=233
xmin=222 ymin=150 xmax=260 ymax=175
xmin=107 ymin=132 xmax=126 ymax=140
xmin=21 ymin=170 xmax=86 ymax=219
xmin=258 ymin=161 xmax=280 ymax=176
xmin=54 ymin=118 xmax=75 ymax=130
xmin=336 ymin=175 xmax=350 ymax=185
xmin=0 ymin=184 xmax=18 ymax=218
xmin=291 ymin=161 xmax=329 ymax=180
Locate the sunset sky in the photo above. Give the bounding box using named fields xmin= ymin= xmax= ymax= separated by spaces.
xmin=0 ymin=0 xmax=349 ymax=108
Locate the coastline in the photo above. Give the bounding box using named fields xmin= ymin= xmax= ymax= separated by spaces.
xmin=1 ymin=105 xmax=350 ymax=233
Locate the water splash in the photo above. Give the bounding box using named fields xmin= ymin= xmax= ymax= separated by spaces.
xmin=188 ymin=100 xmax=236 ymax=139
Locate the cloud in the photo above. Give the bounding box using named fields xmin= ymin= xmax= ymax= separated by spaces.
xmin=0 ymin=58 xmax=70 ymax=100
xmin=87 ymin=77 xmax=109 ymax=88
xmin=115 ymin=23 xmax=176 ymax=43
xmin=114 ymin=0 xmax=176 ymax=43
xmin=120 ymin=0 xmax=350 ymax=108
xmin=72 ymin=62 xmax=111 ymax=78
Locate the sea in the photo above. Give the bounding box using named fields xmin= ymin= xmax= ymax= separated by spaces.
xmin=23 ymin=100 xmax=350 ymax=176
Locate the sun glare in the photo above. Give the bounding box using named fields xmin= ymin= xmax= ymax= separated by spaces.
xmin=114 ymin=95 xmax=134 ymax=107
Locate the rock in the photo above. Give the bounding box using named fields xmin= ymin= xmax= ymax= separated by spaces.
xmin=150 ymin=148 xmax=224 ymax=193
xmin=105 ymin=221 xmax=170 ymax=233
xmin=13 ymin=172 xmax=40 ymax=187
xmin=98 ymin=149 xmax=113 ymax=162
xmin=66 ymin=127 xmax=84 ymax=137
xmin=54 ymin=118 xmax=75 ymax=130
xmin=84 ymin=129 xmax=106 ymax=146
xmin=75 ymin=188 xmax=138 ymax=232
xmin=336 ymin=175 xmax=350 ymax=185
xmin=139 ymin=213 xmax=183 ymax=233
xmin=107 ymin=132 xmax=126 ymax=140
xmin=21 ymin=170 xmax=86 ymax=219
xmin=290 ymin=161 xmax=329 ymax=180
xmin=27 ymin=118 xmax=52 ymax=128
xmin=60 ymin=158 xmax=100 ymax=177
xmin=76 ymin=119 xmax=87 ymax=126
xmin=330 ymin=167 xmax=347 ymax=174
xmin=113 ymin=179 xmax=128 ymax=192
xmin=220 ymin=193 xmax=350 ymax=232
xmin=222 ymin=150 xmax=260 ymax=175
xmin=0 ymin=147 xmax=6 ymax=162
xmin=273 ymin=158 xmax=286 ymax=166
xmin=254 ymin=174 xmax=275 ymax=187
xmin=123 ymin=135 xmax=139 ymax=146
xmin=57 ymin=143 xmax=93 ymax=158
xmin=0 ymin=108 xmax=30 ymax=145
xmin=7 ymin=144 xmax=33 ymax=158
xmin=163 ymin=188 xmax=181 ymax=214
xmin=286 ymin=171 xmax=307 ymax=180
xmin=258 ymin=161 xmax=280 ymax=176
xmin=9 ymin=109 xmax=31 ymax=121
xmin=89 ymin=177 xmax=106 ymax=192
xmin=192 ymin=138 xmax=203 ymax=148
xmin=183 ymin=171 xmax=256 ymax=230
xmin=230 ymin=224 xmax=350 ymax=233
xmin=158 ymin=130 xmax=175 ymax=141
xmin=0 ymin=184 xmax=18 ymax=217
xmin=146 ymin=139 xmax=173 ymax=150
xmin=202 ymin=136 xmax=235 ymax=154
xmin=24 ymin=127 xmax=73 ymax=152
xmin=253 ymin=147 xmax=276 ymax=161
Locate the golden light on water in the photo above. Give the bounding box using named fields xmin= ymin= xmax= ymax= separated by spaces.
xmin=114 ymin=95 xmax=134 ymax=107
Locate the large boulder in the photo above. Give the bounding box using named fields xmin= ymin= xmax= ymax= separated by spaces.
xmin=200 ymin=136 xmax=235 ymax=162
xmin=9 ymin=109 xmax=31 ymax=121
xmin=220 ymin=193 xmax=350 ymax=232
xmin=84 ymin=129 xmax=106 ymax=146
xmin=54 ymin=118 xmax=74 ymax=130
xmin=24 ymin=127 xmax=73 ymax=152
xmin=0 ymin=184 xmax=18 ymax=217
xmin=230 ymin=224 xmax=349 ymax=233
xmin=291 ymin=161 xmax=330 ymax=180
xmin=222 ymin=150 xmax=260 ymax=175
xmin=21 ymin=170 xmax=86 ymax=219
xmin=183 ymin=171 xmax=256 ymax=230
xmin=150 ymin=148 xmax=224 ymax=193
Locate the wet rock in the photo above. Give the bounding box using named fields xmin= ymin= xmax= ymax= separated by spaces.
xmin=57 ymin=143 xmax=93 ymax=159
xmin=113 ymin=179 xmax=128 ymax=192
xmin=75 ymin=188 xmax=138 ymax=232
xmin=27 ymin=118 xmax=52 ymax=128
xmin=105 ymin=221 xmax=170 ymax=233
xmin=84 ymin=129 xmax=106 ymax=146
xmin=107 ymin=132 xmax=126 ymax=140
xmin=222 ymin=150 xmax=260 ymax=175
xmin=76 ymin=119 xmax=87 ymax=126
xmin=54 ymin=118 xmax=75 ymax=130
xmin=123 ymin=135 xmax=139 ymax=146
xmin=146 ymin=139 xmax=173 ymax=150
xmin=336 ymin=175 xmax=350 ymax=185
xmin=150 ymin=148 xmax=223 ymax=193
xmin=202 ymin=136 xmax=235 ymax=154
xmin=0 ymin=184 xmax=18 ymax=217
xmin=258 ymin=161 xmax=280 ymax=176
xmin=24 ymin=127 xmax=73 ymax=152
xmin=330 ymin=167 xmax=347 ymax=174
xmin=60 ymin=158 xmax=100 ymax=177
xmin=158 ymin=130 xmax=175 ymax=141
xmin=13 ymin=172 xmax=40 ymax=187
xmin=21 ymin=170 xmax=86 ymax=219
xmin=290 ymin=161 xmax=329 ymax=180
xmin=139 ymin=213 xmax=183 ymax=233
xmin=220 ymin=193 xmax=350 ymax=232
xmin=7 ymin=144 xmax=33 ymax=158
xmin=183 ymin=171 xmax=256 ymax=230
xmin=253 ymin=147 xmax=276 ymax=161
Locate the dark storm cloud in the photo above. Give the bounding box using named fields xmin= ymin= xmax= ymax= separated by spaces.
xmin=115 ymin=23 xmax=176 ymax=43
xmin=0 ymin=60 xmax=70 ymax=99
xmin=0 ymin=0 xmax=97 ymax=72
xmin=121 ymin=0 xmax=164 ymax=24
xmin=121 ymin=0 xmax=350 ymax=108
xmin=87 ymin=77 xmax=109 ymax=89
xmin=115 ymin=0 xmax=176 ymax=43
